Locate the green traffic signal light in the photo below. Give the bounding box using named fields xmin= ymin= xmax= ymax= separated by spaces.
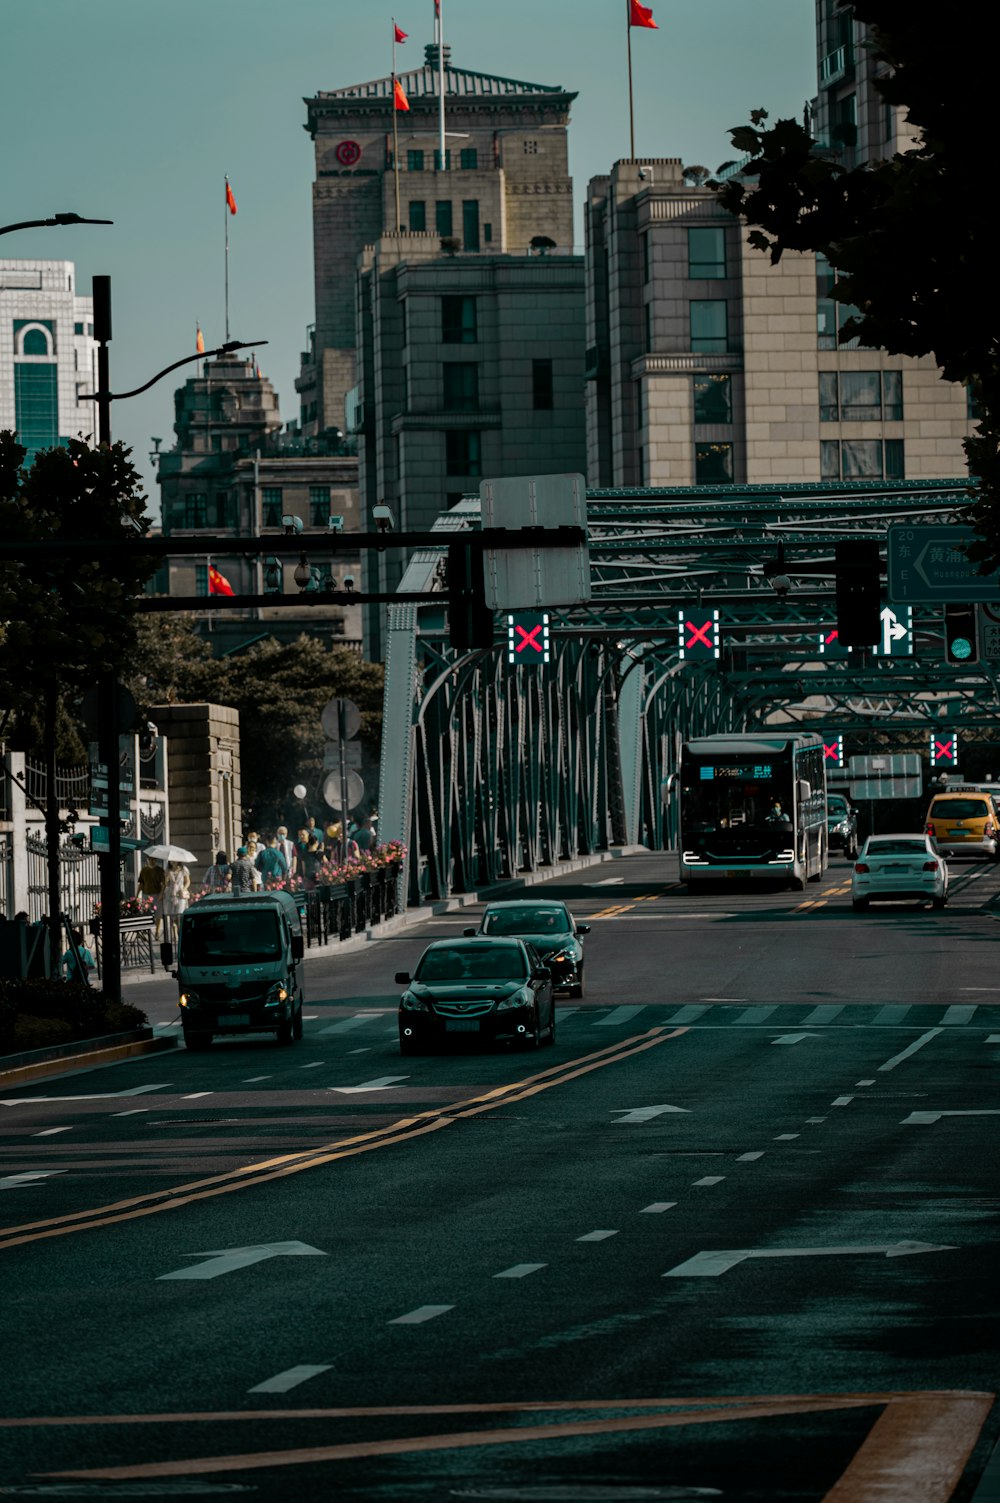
xmin=944 ymin=604 xmax=979 ymax=665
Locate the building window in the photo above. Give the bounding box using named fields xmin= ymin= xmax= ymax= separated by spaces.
xmin=442 ymin=295 xmax=477 ymax=344
xmin=262 ymin=487 xmax=282 ymax=527
xmin=695 ymin=442 xmax=734 ymax=484
xmin=436 ymin=200 xmax=453 ymax=236
xmin=532 ymin=358 xmax=554 ymax=411
xmin=462 ymin=200 xmax=480 ymax=251
xmin=442 ymin=362 xmax=479 ymax=412
xmin=968 ymin=385 xmax=982 ymax=422
xmin=310 ymin=485 xmax=331 ymax=525
xmin=638 ymin=445 xmax=644 ymax=485
xmin=460 ymin=147 xmax=478 ymax=169
xmin=819 ymin=370 xmax=904 ymax=421
xmin=409 ymin=200 xmax=426 ymax=232
xmin=690 ymin=300 xmax=728 ymax=353
xmin=195 ymin=564 xmax=210 ymax=596
xmin=821 ymin=439 xmax=906 ymax=480
xmin=184 ymin=494 xmax=210 ymax=528
xmin=14 ymin=363 xmax=58 ymax=459
xmin=693 ymin=373 xmax=732 ymax=423
xmin=407 ymin=149 xmax=425 ymax=171
xmin=688 ymin=226 xmax=726 ymax=279
xmin=21 ymin=327 xmax=51 ymax=356
xmin=484 ymin=222 xmax=493 ymax=243
xmin=215 ymin=491 xmax=234 ymax=528
xmin=644 ymin=302 xmax=652 ymax=352
xmin=833 ymin=92 xmax=858 ymax=151
xmin=433 ymin=148 xmax=452 ymax=171
xmin=817 ymin=253 xmax=862 ymax=349
xmin=446 ymin=430 xmax=482 ymax=476
xmin=642 ymin=233 xmax=651 ymax=284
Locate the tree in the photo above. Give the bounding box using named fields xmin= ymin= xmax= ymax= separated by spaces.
xmin=716 ymin=3 xmax=1000 ymax=568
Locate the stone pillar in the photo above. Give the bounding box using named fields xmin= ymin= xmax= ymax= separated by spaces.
xmin=148 ymin=704 xmax=241 ymax=883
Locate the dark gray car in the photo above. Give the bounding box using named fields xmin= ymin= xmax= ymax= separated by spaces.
xmin=396 ymin=936 xmax=555 ymax=1054
xmin=465 ymin=899 xmax=590 ymax=997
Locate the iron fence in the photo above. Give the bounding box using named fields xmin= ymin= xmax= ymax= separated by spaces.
xmin=25 ymin=833 xmax=103 ymax=926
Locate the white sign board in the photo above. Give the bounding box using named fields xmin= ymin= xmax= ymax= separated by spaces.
xmin=848 ymin=753 xmax=923 ymax=800
xmin=480 ymin=473 xmax=591 ymax=611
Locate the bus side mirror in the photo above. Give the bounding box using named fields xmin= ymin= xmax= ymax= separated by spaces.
xmin=796 ymin=779 xmax=812 ymax=801
xmin=291 ymin=934 xmax=305 ymax=961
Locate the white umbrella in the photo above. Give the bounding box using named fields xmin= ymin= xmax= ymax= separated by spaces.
xmin=143 ymin=843 xmax=198 ymax=863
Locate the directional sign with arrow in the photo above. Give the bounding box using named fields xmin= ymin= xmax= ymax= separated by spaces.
xmin=159 ymin=1241 xmax=328 ymax=1281
xmin=875 ymin=604 xmax=912 ymax=656
xmin=662 ymin=1241 xmax=955 ymax=1278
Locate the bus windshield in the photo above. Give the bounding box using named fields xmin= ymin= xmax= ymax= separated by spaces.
xmin=681 ymin=756 xmax=793 ymax=837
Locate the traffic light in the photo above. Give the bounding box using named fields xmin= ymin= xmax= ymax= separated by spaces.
xmin=448 ymin=542 xmax=493 ymax=650
xmin=943 ymin=603 xmax=979 ymax=664
xmin=835 ymin=540 xmax=881 ymax=647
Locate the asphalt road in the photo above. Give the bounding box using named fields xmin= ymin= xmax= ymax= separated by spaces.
xmin=2 ymin=851 xmax=999 ymax=1501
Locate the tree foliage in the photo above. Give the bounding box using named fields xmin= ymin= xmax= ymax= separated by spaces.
xmin=716 ymin=3 xmax=1000 ymax=568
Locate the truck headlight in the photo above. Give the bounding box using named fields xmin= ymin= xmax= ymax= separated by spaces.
xmin=265 ymin=984 xmax=288 ymax=1007
xmin=179 ymin=992 xmax=200 ymax=1009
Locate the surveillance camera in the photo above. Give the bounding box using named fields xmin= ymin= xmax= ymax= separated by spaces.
xmin=282 ymin=513 xmax=304 ymax=535
xmin=342 ymin=574 xmax=356 ymax=592
xmin=327 ymin=515 xmax=345 ymax=533
xmin=770 ymin=573 xmax=792 ymax=598
xmin=638 ymin=167 xmax=648 ymax=180
xmin=372 ymin=503 xmax=395 ymax=534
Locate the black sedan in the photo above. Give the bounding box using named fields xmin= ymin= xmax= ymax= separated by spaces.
xmin=396 ymin=937 xmax=555 ymax=1054
xmin=464 ymin=900 xmax=590 ymax=997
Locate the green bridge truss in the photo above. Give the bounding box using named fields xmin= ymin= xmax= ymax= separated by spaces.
xmin=377 ymin=479 xmax=1000 ymax=902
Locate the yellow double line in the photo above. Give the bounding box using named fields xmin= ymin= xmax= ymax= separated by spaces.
xmin=590 ymin=892 xmax=661 ymax=919
xmin=795 ymin=881 xmax=851 ymax=913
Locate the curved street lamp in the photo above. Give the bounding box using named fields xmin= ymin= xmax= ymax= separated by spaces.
xmin=0 ymin=213 xmax=112 ymax=237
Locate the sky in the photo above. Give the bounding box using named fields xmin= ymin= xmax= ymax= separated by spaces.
xmin=3 ymin=0 xmax=814 ymax=514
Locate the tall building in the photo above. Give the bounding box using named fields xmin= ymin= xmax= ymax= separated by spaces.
xmin=299 ymin=44 xmax=578 ymax=440
xmin=811 ymin=1 xmax=919 ymax=164
xmin=0 ymin=260 xmax=98 ymax=465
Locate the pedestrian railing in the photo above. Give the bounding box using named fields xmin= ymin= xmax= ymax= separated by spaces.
xmin=299 ymin=865 xmax=402 ymax=949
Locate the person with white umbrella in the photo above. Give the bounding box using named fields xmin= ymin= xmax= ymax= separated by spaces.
xmin=160 ymin=861 xmax=191 ymax=945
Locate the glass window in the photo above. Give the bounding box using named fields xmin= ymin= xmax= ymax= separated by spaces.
xmin=436 ymin=200 xmax=453 ymax=236
xmin=484 ymin=222 xmax=493 ymax=243
xmin=14 ymin=363 xmax=58 ymax=459
xmin=642 ymin=233 xmax=651 ymax=284
xmin=883 ymin=370 xmax=903 ymax=421
xmin=409 ymin=200 xmax=426 ymax=232
xmin=644 ymin=302 xmax=652 ymax=352
xmin=460 ymin=147 xmax=478 ymax=169
xmin=841 ymin=439 xmax=882 ymax=478
xmin=407 ymin=149 xmax=425 ymax=171
xmin=262 ymin=487 xmax=282 ymax=527
xmin=839 ymin=372 xmax=881 ymax=421
xmin=22 ymin=327 xmax=50 ymax=355
xmin=532 ymin=358 xmax=554 ymax=411
xmin=821 ymin=440 xmax=840 ymax=480
xmin=688 ymin=226 xmax=726 ymax=279
xmin=195 ymin=564 xmax=209 ymax=596
xmin=690 ymin=300 xmax=728 ymax=353
xmin=442 ymin=295 xmax=477 ymax=344
xmin=695 ymin=442 xmax=733 ymax=484
xmin=185 ymin=495 xmax=210 ymax=528
xmin=693 ymin=374 xmax=732 ymax=423
xmin=309 ymin=485 xmax=331 ymax=525
xmin=433 ymin=148 xmax=452 ymax=171
xmin=968 ymin=384 xmax=982 ymax=422
xmin=446 ymin=430 xmax=482 ymax=476
xmin=462 ymin=200 xmax=480 ymax=252
xmin=884 ymin=438 xmax=905 ymax=478
xmin=442 ymin=362 xmax=479 ymax=412
xmin=819 ymin=371 xmax=839 ymax=421
xmin=215 ymin=492 xmax=234 ymax=528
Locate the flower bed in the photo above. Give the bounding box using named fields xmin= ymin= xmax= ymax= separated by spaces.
xmin=93 ymin=896 xmax=158 ymax=921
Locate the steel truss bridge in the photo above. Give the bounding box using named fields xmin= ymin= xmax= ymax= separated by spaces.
xmin=377 ymin=479 xmax=1000 ymax=903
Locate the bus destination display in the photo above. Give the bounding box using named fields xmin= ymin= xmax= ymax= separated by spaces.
xmin=698 ymin=763 xmax=774 ymax=781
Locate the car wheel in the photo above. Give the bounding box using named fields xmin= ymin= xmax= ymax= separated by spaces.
xmin=852 ymin=898 xmax=869 ymax=913
xmin=183 ymin=1030 xmax=212 ymax=1051
xmin=523 ymin=1007 xmax=542 ymax=1050
xmin=569 ymin=968 xmax=585 ymax=999
xmin=276 ymin=1019 xmax=294 ymax=1046
xmin=292 ymin=1006 xmax=304 ymax=1040
xmin=932 ymin=893 xmax=947 ymax=909
xmin=546 ymin=1006 xmax=557 ymax=1046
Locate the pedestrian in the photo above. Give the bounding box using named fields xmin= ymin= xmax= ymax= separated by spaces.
xmin=202 ymin=851 xmax=231 ymax=892
xmin=230 ymin=846 xmax=257 ymax=893
xmin=61 ymin=928 xmax=96 ymax=985
xmin=301 ymin=835 xmax=323 ymax=889
xmin=275 ymin=825 xmax=296 ymax=878
xmin=350 ymin=812 xmax=378 ymax=853
xmin=255 ymin=836 xmax=289 ymax=886
xmin=245 ymin=830 xmax=262 ymax=865
xmin=137 ymin=855 xmax=166 ymax=940
xmin=161 ymin=861 xmax=191 ymax=945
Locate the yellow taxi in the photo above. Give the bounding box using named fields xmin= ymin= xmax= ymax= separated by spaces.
xmin=924 ymin=785 xmax=1000 ymax=861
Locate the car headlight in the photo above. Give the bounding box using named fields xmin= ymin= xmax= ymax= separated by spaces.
xmin=496 ymin=989 xmax=531 ymax=1011
xmin=179 ymin=991 xmax=200 ymax=1009
xmin=265 ymin=983 xmax=288 ymax=1007
xmin=400 ymin=992 xmax=430 ymax=1012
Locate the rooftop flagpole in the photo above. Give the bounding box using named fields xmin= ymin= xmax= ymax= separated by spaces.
xmin=437 ymin=0 xmax=446 ymax=174
xmin=626 ymin=0 xmax=635 ymax=161
xmin=224 ymin=176 xmax=238 ymax=341
xmin=392 ymin=19 xmax=401 ymax=232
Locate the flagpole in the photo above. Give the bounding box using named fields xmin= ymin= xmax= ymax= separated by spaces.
xmin=437 ymin=0 xmax=446 ymax=175
xmin=224 ymin=176 xmax=230 ymax=342
xmin=392 ymin=22 xmax=402 ymax=233
xmin=626 ymin=0 xmax=636 ymax=161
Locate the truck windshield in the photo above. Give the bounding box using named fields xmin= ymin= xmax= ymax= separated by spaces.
xmin=180 ymin=910 xmax=282 ymax=965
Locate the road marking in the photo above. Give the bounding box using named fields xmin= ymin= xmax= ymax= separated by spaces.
xmin=329 ymin=1076 xmax=409 ymax=1094
xmin=856 ymin=1079 xmax=876 ymax=1086
xmin=774 ymin=1133 xmax=799 ymax=1141
xmin=734 ymin=1004 xmax=777 ymax=1024
xmin=247 ymin=1365 xmax=332 ymax=1395
xmin=348 ymin=1047 xmax=372 ymax=1054
xmin=878 ymin=1028 xmax=942 ymax=1072
xmin=0 ymin=1171 xmax=65 ymax=1189
xmin=799 ymin=1005 xmax=844 ymax=1025
xmin=389 ymin=1305 xmax=453 ymax=1324
xmin=772 ymin=1033 xmax=816 ymax=1045
xmin=831 ymin=1096 xmax=854 ymax=1107
xmin=182 ymin=1092 xmax=213 ymax=1100
xmin=577 ymin=1230 xmax=618 ymax=1242
xmin=692 ymin=1176 xmax=725 ymax=1187
xmin=159 ymin=1241 xmax=328 ymax=1282
xmin=595 ymin=1006 xmax=647 ymax=1027
xmin=33 ymin=1127 xmax=72 ymax=1136
xmin=872 ymin=1005 xmax=911 ymax=1025
xmin=701 ymin=997 xmax=748 ymax=1003
xmin=611 ymin=1104 xmax=690 ymax=1123
xmin=588 ymin=877 xmax=624 ymax=885
xmin=113 ymin=1109 xmax=150 ymax=1117
xmin=301 ymin=1062 xmax=326 ymax=1069
xmin=737 ymin=1152 xmax=765 ymax=1162
xmin=987 ymin=1034 xmax=1000 ymax=1044
xmin=961 ymin=987 xmax=1000 ymax=991
xmin=302 ymin=1015 xmax=319 ymax=1020
xmin=663 ymin=1240 xmax=956 ymax=1278
xmin=941 ymin=1004 xmax=976 ymax=1025
xmin=806 ymin=1117 xmax=827 ymax=1124
xmin=902 ymin=1109 xmax=1000 ymax=1126
xmin=493 ymin=1264 xmax=547 ymax=1278
xmin=318 ymin=1014 xmax=381 ymax=1036
xmin=663 ymin=1004 xmax=711 ymax=1024
xmin=1 ymin=1084 xmax=171 ymax=1107
xmin=242 ymin=1076 xmax=271 ymax=1083
xmin=640 ymin=1202 xmax=677 ymax=1213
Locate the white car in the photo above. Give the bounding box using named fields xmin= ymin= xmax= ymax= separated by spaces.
xmin=852 ymin=834 xmax=948 ymax=912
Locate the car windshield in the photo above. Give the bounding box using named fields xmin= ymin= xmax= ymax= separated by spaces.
xmin=416 ymin=945 xmax=526 ymax=982
xmin=866 ymin=840 xmax=929 ymax=857
xmin=180 ymin=909 xmax=282 ymax=965
xmin=482 ymin=907 xmax=570 ymax=937
xmin=929 ymin=799 xmax=989 ymax=820
xmin=827 ymin=797 xmax=849 ymax=815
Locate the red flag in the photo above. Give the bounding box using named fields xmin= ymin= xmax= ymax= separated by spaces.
xmin=195 ymin=325 xmax=205 ymax=355
xmin=225 ymin=178 xmax=238 ymax=215
xmin=629 ymin=0 xmax=657 ymax=26
xmin=394 ymin=22 xmax=408 ymax=41
xmin=393 ymin=77 xmax=410 ymax=111
xmin=208 ymin=565 xmax=235 ymax=597
xmin=434 ymin=0 xmax=440 ymax=15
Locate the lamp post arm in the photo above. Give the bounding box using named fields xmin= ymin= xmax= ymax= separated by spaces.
xmin=0 ymin=214 xmax=113 ymax=236
xmin=80 ymin=340 xmax=268 ymax=406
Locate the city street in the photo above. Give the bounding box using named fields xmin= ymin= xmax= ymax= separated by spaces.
xmin=2 ymin=851 xmax=999 ymax=1499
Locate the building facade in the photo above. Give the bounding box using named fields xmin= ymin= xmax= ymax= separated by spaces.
xmin=0 ymin=260 xmax=98 ymax=465
xmin=155 ymin=354 xmax=362 ymax=652
xmin=299 ymin=44 xmax=578 ymax=441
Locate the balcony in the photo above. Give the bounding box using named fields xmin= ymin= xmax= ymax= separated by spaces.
xmin=820 ymin=45 xmax=853 ymax=88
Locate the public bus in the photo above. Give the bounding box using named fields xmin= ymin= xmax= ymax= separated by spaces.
xmin=678 ymin=732 xmax=828 ymax=888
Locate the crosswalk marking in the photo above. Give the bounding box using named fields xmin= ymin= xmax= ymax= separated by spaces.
xmin=733 ymin=1004 xmax=778 ymax=1025
xmin=594 ymin=1005 xmax=647 ymax=1027
xmin=941 ymin=1004 xmax=977 ymax=1025
xmin=798 ymin=1005 xmax=844 ymax=1025
xmin=662 ymin=1004 xmax=711 ymax=1025
xmin=872 ymin=1005 xmax=911 ymax=1025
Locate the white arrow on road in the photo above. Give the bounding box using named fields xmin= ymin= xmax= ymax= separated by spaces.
xmin=0 ymin=1171 xmax=66 ymax=1190
xmin=663 ymin=1240 xmax=955 ymax=1278
xmin=1 ymin=1083 xmax=171 ymax=1107
xmin=771 ymin=1033 xmax=819 ymax=1045
xmin=612 ymin=1104 xmax=690 ymax=1123
xmin=159 ymin=1241 xmax=328 ymax=1282
xmin=902 ymin=1109 xmax=1000 ymax=1126
xmin=329 ymin=1075 xmax=409 ymax=1095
